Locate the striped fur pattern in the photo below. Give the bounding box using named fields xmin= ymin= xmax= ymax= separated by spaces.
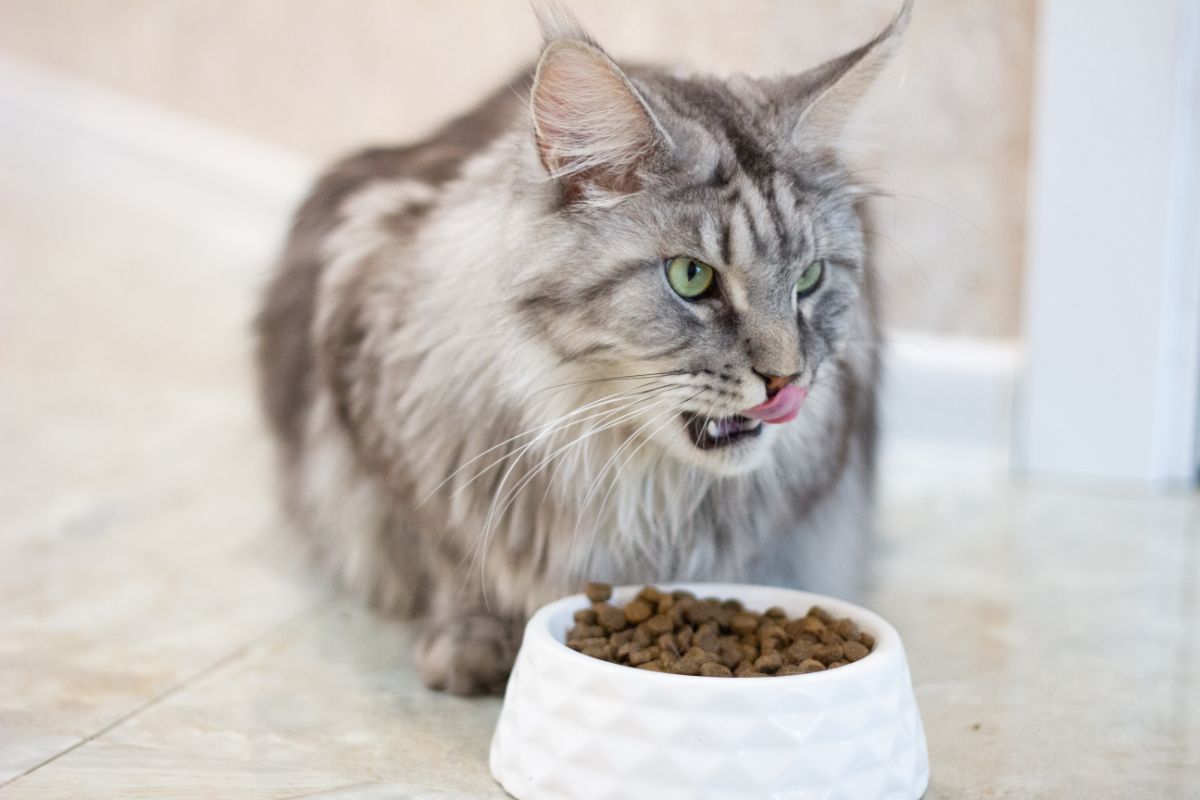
xmin=256 ymin=3 xmax=910 ymax=695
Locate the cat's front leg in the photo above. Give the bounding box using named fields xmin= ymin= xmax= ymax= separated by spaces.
xmin=415 ymin=610 xmax=524 ymax=696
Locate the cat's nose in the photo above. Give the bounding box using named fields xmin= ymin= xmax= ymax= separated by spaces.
xmin=755 ymin=370 xmax=800 ymax=398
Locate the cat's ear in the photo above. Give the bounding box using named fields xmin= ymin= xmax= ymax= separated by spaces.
xmin=530 ymin=9 xmax=667 ymax=202
xmin=777 ymin=0 xmax=912 ymax=146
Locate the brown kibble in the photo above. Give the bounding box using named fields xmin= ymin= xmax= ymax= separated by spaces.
xmin=595 ymin=603 xmax=628 ymax=632
xmin=699 ymin=661 xmax=734 ymax=678
xmin=754 ymin=653 xmax=783 ymax=673
xmin=819 ymin=630 xmax=845 ymax=647
xmin=567 ymin=636 xmax=609 ymax=651
xmin=759 ymin=624 xmax=787 ymax=648
xmin=643 ymin=614 xmax=673 ymax=636
xmin=624 ymin=599 xmax=653 ymax=624
xmin=675 ymin=624 xmax=694 ymax=651
xmin=585 ymin=582 xmax=612 ymax=603
xmin=842 ymin=640 xmax=870 ymax=662
xmin=568 ymin=584 xmax=874 ymax=677
xmin=628 ymin=646 xmax=660 ymax=666
xmin=812 ymin=643 xmax=844 ymax=664
xmin=833 ymin=618 xmax=859 ymax=640
xmin=694 ymin=626 xmax=720 ymax=653
xmin=637 ymin=585 xmax=661 ymax=603
xmin=716 ymin=640 xmax=744 ymax=669
xmin=683 ymin=601 xmax=715 ymax=625
xmin=808 ymin=605 xmax=834 ymax=624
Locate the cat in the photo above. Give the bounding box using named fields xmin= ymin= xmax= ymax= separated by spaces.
xmin=256 ymin=2 xmax=910 ymax=695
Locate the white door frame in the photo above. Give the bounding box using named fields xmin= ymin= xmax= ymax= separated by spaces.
xmin=1017 ymin=0 xmax=1200 ymax=486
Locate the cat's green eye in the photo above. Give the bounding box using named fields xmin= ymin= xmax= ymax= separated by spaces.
xmin=666 ymin=256 xmax=716 ymax=299
xmin=795 ymin=260 xmax=824 ymax=297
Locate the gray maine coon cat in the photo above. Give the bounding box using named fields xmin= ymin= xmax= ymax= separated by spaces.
xmin=256 ymin=2 xmax=910 ymax=695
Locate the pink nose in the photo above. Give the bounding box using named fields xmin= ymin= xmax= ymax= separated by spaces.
xmin=741 ymin=384 xmax=808 ymax=425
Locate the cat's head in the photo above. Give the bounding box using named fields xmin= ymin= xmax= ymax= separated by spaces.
xmin=515 ymin=2 xmax=909 ymax=476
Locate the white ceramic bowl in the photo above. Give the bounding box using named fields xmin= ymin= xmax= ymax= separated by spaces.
xmin=490 ymin=583 xmax=929 ymax=800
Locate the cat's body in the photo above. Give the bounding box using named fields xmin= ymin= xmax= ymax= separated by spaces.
xmin=257 ymin=5 xmax=907 ymax=695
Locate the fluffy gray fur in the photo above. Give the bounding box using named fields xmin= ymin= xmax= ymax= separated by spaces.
xmin=256 ymin=2 xmax=911 ymax=695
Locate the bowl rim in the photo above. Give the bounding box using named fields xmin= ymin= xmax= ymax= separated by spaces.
xmin=522 ymin=582 xmax=904 ymax=688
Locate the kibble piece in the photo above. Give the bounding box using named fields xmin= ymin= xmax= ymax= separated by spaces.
xmin=631 ymin=625 xmax=654 ymax=647
xmin=683 ymin=601 xmax=715 ymax=625
xmin=808 ymin=605 xmax=834 ymax=624
xmin=581 ymin=645 xmax=611 ymax=660
xmin=637 ymin=585 xmax=661 ymax=604
xmin=585 ymin=582 xmax=612 ymax=603
xmin=730 ymin=613 xmax=759 ymax=636
xmin=777 ymin=664 xmax=805 ymax=676
xmin=655 ymin=593 xmax=675 ymax=613
xmin=858 ymin=632 xmax=876 ymax=649
xmin=797 ymin=659 xmax=826 ymax=673
xmin=827 ymin=660 xmax=848 ymax=669
xmin=812 ymin=643 xmax=844 ymax=664
xmin=699 ymin=661 xmax=734 ymax=678
xmin=759 ymin=624 xmax=787 ymax=649
xmin=842 ymin=640 xmax=870 ymax=662
xmin=694 ymin=625 xmax=720 ymax=653
xmin=801 ymin=616 xmax=827 ymax=635
xmin=611 ymin=628 xmax=635 ymax=646
xmin=764 ymin=606 xmax=787 ymax=619
xmin=753 ymin=653 xmax=783 ymax=673
xmin=574 ymin=608 xmax=598 ymax=625
xmin=595 ymin=603 xmax=628 ymax=632
xmin=624 ymin=599 xmax=653 ymax=625
xmin=784 ymin=640 xmax=815 ymax=664
xmin=833 ymin=618 xmax=860 ymax=640
xmin=567 ymin=636 xmax=609 ymax=651
xmin=819 ymin=630 xmax=845 ymax=647
xmin=637 ymin=662 xmax=664 ymax=672
xmin=643 ymin=614 xmax=674 ymax=636
xmin=674 ymin=624 xmax=694 ymax=652
xmin=628 ymin=646 xmax=660 ymax=666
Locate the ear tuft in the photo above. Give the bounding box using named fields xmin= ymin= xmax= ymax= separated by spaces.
xmin=780 ymin=0 xmax=913 ymax=145
xmin=530 ymin=12 xmax=665 ymax=203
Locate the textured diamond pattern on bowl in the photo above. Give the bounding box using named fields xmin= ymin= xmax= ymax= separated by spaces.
xmin=491 ymin=583 xmax=929 ymax=800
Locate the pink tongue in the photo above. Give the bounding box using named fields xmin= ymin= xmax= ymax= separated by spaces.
xmin=742 ymin=384 xmax=807 ymax=425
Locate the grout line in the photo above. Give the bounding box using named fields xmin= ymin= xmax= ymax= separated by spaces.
xmin=0 ymin=604 xmax=323 ymax=790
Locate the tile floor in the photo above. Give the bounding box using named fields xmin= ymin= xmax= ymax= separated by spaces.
xmin=1 ymin=63 xmax=1198 ymax=799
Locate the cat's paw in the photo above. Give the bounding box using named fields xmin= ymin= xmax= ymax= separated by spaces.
xmin=415 ymin=612 xmax=524 ymax=696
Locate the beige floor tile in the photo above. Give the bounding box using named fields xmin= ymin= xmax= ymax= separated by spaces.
xmin=105 ymin=603 xmax=507 ymax=798
xmin=0 ymin=740 xmax=367 ymax=800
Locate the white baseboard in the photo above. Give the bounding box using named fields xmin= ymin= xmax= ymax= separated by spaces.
xmin=0 ymin=53 xmax=1018 ymax=471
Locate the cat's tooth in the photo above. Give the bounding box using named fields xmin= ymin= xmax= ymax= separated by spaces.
xmin=706 ymin=420 xmax=720 ymax=439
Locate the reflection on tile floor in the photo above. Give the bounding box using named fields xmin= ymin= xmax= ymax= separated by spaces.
xmin=1 ymin=61 xmax=1197 ymax=800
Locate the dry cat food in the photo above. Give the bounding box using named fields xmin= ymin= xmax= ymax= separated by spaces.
xmin=566 ymin=582 xmax=874 ymax=677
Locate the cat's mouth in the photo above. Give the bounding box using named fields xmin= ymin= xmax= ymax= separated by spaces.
xmin=681 ymin=412 xmax=763 ymax=450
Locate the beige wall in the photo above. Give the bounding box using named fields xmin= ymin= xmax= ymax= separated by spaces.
xmin=0 ymin=0 xmax=1035 ymax=337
